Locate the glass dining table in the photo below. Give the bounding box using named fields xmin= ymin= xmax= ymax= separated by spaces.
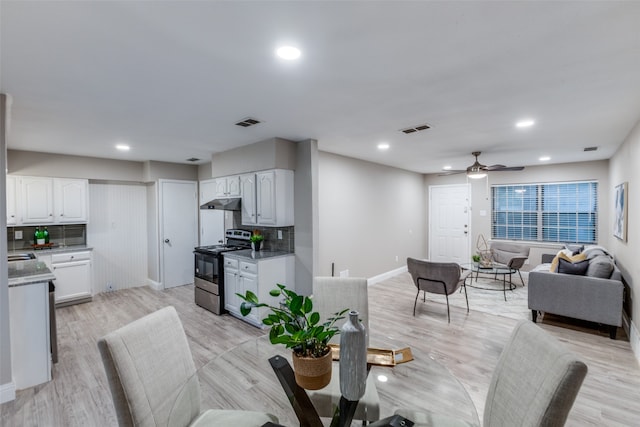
xmin=192 ymin=333 xmax=480 ymax=426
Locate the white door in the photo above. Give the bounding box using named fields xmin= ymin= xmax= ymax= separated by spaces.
xmin=429 ymin=184 xmax=471 ymax=263
xmin=160 ymin=180 xmax=198 ymax=288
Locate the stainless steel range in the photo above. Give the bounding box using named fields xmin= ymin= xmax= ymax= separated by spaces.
xmin=194 ymin=229 xmax=251 ymax=314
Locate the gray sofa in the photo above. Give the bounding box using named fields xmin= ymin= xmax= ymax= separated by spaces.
xmin=528 ymin=246 xmax=624 ymax=339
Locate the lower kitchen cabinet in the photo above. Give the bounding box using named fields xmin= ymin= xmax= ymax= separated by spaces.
xmin=39 ymin=250 xmax=93 ymax=306
xmin=223 ymin=253 xmax=295 ymax=328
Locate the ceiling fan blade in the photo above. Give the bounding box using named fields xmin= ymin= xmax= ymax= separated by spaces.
xmin=485 ymin=164 xmax=506 ymax=171
xmin=438 ymin=170 xmax=466 ymax=176
xmin=490 ymin=166 xmax=525 ymax=172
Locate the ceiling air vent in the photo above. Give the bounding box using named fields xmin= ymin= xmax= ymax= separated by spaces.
xmin=235 ymin=117 xmax=261 ymax=127
xmin=400 ymin=123 xmax=431 ymax=134
xmin=186 ymin=158 xmax=200 ymax=162
xmin=584 ymin=146 xmax=598 ymax=152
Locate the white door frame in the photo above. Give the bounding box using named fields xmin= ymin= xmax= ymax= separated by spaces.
xmin=428 ymin=183 xmax=472 ymax=262
xmin=158 ymin=179 xmax=198 ymax=289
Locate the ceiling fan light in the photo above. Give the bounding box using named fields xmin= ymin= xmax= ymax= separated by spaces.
xmin=467 ymin=171 xmax=487 ymax=179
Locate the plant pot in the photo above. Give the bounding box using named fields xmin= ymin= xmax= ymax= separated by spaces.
xmin=251 ymin=241 xmax=262 ymax=251
xmin=291 ymin=349 xmax=332 ymax=390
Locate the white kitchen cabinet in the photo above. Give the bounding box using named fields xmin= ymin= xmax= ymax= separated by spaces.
xmin=9 ymin=280 xmax=52 ymax=390
xmin=223 ymin=253 xmax=295 ymax=328
xmin=8 ymin=176 xmax=90 ymax=225
xmin=214 ymin=175 xmax=241 ymax=198
xmin=49 ymin=251 xmax=93 ymax=305
xmin=199 ymin=178 xmax=217 ymax=205
xmin=240 ymin=169 xmax=294 ymax=227
xmin=54 ymin=178 xmax=89 ymax=223
xmin=6 ymin=175 xmax=17 ymax=226
xmin=240 ymin=173 xmax=257 ymax=225
xmin=20 ymin=176 xmax=54 ymax=224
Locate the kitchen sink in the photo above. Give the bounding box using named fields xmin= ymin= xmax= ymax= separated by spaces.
xmin=8 ymin=253 xmax=37 ymax=262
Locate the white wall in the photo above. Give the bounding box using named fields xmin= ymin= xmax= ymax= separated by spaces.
xmin=294 ymin=139 xmax=318 ymax=296
xmin=146 ymin=182 xmax=159 ymax=283
xmin=318 ymin=152 xmax=425 ymax=279
xmin=210 ymin=137 xmax=297 ymax=177
xmin=424 ymin=160 xmax=610 ymax=266
xmin=609 ymin=117 xmax=640 ymax=361
xmin=87 ymin=182 xmax=148 ymax=292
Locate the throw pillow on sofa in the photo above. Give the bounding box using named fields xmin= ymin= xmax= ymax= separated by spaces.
xmin=550 ymin=250 xmax=587 ymax=272
xmin=586 ymin=255 xmax=615 ymax=279
xmin=557 ymin=258 xmax=589 ymax=275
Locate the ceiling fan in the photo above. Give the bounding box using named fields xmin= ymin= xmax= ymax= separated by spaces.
xmin=439 ymin=151 xmax=524 ymax=179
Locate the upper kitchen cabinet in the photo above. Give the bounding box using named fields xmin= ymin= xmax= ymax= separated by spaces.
xmin=20 ymin=176 xmax=54 ymax=224
xmin=242 ymin=169 xmax=294 ymax=227
xmin=8 ymin=176 xmax=90 ymax=225
xmin=54 ymin=178 xmax=89 ymax=223
xmin=6 ymin=175 xmax=17 ymax=225
xmin=214 ymin=175 xmax=241 ymax=198
xmin=199 ymin=178 xmax=216 ymax=205
xmin=240 ymin=173 xmax=256 ymax=225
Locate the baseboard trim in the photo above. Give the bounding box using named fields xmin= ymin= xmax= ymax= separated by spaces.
xmin=0 ymin=381 xmax=16 ymax=404
xmin=147 ymin=279 xmax=163 ymax=291
xmin=368 ymin=265 xmax=407 ymax=286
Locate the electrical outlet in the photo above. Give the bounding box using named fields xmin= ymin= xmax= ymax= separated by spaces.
xmin=339 ymin=269 xmax=349 ymax=278
xmin=15 ymin=230 xmax=23 ymax=240
xmin=277 ymin=230 xmax=283 ymax=240
xmin=395 ymin=255 xmax=399 ymax=262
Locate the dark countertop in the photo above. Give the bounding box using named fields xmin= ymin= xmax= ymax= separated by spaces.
xmin=223 ymin=249 xmax=294 ymax=261
xmin=8 ymin=259 xmax=56 ymax=287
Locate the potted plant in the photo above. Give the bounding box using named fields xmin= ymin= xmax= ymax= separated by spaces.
xmin=250 ymin=230 xmax=264 ymax=251
xmin=238 ymin=284 xmax=347 ymax=390
xmin=472 ymin=254 xmax=481 ymax=264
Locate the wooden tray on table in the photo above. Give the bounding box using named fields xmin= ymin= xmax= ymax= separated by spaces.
xmin=329 ymin=344 xmax=413 ymax=366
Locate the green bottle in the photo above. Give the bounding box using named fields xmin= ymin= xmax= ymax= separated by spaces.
xmin=43 ymin=227 xmax=50 ymax=244
xmin=36 ymin=228 xmax=45 ymax=245
xmin=34 ymin=227 xmax=40 ymax=245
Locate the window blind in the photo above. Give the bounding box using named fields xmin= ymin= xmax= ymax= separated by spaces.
xmin=491 ymin=181 xmax=597 ymax=244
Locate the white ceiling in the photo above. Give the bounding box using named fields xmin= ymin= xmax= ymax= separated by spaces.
xmin=2 ymin=1 xmax=640 ymax=174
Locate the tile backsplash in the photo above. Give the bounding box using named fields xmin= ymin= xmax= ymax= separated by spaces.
xmin=6 ymin=224 xmax=87 ymax=252
xmin=231 ymin=211 xmax=294 ymax=252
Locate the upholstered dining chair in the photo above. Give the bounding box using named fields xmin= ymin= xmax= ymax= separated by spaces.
xmin=395 ymin=320 xmax=588 ymax=427
xmin=308 ymin=276 xmax=380 ymax=423
xmin=407 ymin=257 xmax=470 ymax=323
xmin=98 ymin=306 xmax=278 ymax=427
xmin=490 ymin=241 xmax=530 ymax=286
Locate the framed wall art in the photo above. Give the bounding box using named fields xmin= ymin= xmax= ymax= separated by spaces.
xmin=613 ymin=182 xmax=628 ymax=241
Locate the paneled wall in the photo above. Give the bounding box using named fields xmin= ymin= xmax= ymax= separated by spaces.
xmin=87 ymin=182 xmax=148 ymax=292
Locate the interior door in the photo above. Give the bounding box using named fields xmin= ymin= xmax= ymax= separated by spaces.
xmin=160 ymin=180 xmax=198 ymax=288
xmin=429 ymin=184 xmax=471 ymax=263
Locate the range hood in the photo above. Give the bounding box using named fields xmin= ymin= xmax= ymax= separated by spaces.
xmin=200 ymin=198 xmax=241 ymax=211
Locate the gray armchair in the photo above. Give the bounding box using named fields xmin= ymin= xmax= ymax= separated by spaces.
xmin=395 ymin=320 xmax=588 ymax=426
xmin=490 ymin=241 xmax=530 ymax=286
xmin=407 ymin=258 xmax=470 ymax=323
xmin=98 ymin=306 xmax=278 ymax=427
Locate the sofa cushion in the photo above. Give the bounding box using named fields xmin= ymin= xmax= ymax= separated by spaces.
xmin=586 ymin=255 xmax=615 ymax=279
xmin=557 ymin=258 xmax=589 ymax=275
xmin=550 ymin=250 xmax=587 ymax=272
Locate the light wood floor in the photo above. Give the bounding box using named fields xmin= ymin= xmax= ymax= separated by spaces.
xmin=1 ymin=274 xmax=639 ymax=426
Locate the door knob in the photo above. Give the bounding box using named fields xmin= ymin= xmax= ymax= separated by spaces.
xmin=164 ymin=239 xmax=170 ymax=243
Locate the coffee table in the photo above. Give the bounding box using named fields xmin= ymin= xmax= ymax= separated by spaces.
xmin=461 ymin=262 xmax=517 ymax=301
xmin=193 ymin=334 xmax=480 ymax=426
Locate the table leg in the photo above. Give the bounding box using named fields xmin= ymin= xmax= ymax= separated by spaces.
xmin=268 ymin=356 xmax=324 ymax=427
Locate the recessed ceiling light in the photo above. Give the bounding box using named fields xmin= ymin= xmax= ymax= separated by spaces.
xmin=276 ymin=46 xmax=301 ymax=60
xmin=539 ymin=156 xmax=550 ymax=161
xmin=116 ymin=144 xmax=130 ymax=151
xmin=377 ymin=143 xmax=390 ymax=150
xmin=443 ymin=165 xmax=452 ymax=170
xmin=516 ymin=119 xmax=535 ymax=128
